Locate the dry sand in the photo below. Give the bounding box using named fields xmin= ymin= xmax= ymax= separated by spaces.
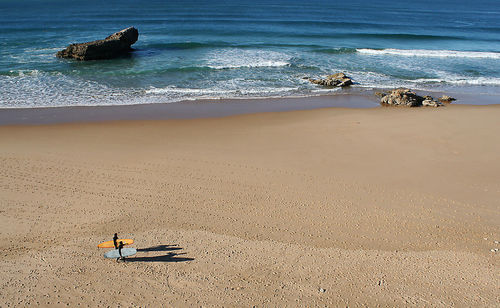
xmin=0 ymin=104 xmax=499 ymax=306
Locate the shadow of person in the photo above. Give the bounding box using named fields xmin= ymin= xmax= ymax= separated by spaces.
xmin=127 ymin=252 xmax=194 ymax=263
xmin=137 ymin=244 xmax=182 ymax=252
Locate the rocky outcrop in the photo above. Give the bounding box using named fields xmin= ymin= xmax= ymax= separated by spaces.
xmin=308 ymin=73 xmax=353 ymax=87
xmin=380 ymin=89 xmax=423 ymax=107
xmin=422 ymin=95 xmax=442 ymax=107
xmin=438 ymin=95 xmax=456 ymax=103
xmin=56 ymin=27 xmax=139 ymax=61
xmin=379 ymin=89 xmax=443 ymax=107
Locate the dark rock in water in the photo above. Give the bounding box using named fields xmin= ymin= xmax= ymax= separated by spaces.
xmin=56 ymin=27 xmax=139 ymax=60
xmin=379 ymin=88 xmax=443 ymax=107
xmin=438 ymin=95 xmax=456 ymax=103
xmin=308 ymin=72 xmax=353 ymax=87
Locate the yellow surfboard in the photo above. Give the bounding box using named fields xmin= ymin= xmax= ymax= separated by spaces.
xmin=98 ymin=239 xmax=134 ymax=248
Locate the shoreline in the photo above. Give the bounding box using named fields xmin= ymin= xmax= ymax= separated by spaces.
xmin=1 ymin=88 xmax=499 ymax=126
xmin=0 ymin=93 xmax=378 ymax=126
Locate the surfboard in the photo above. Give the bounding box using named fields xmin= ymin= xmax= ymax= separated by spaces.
xmin=104 ymin=248 xmax=137 ymax=259
xmin=98 ymin=239 xmax=134 ymax=248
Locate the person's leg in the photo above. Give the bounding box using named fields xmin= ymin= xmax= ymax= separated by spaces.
xmin=117 ymin=241 xmax=124 ymax=262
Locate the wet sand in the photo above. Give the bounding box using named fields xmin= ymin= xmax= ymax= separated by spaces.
xmin=0 ymin=94 xmax=378 ymax=125
xmin=0 ymin=103 xmax=499 ymax=306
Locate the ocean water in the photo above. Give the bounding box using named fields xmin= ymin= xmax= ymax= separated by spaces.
xmin=1 ymin=0 xmax=500 ymax=108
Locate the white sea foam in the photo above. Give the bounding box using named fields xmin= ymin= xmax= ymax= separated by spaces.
xmin=145 ymin=85 xmax=299 ymax=96
xmin=411 ymin=77 xmax=500 ymax=86
xmin=347 ymin=70 xmax=500 ymax=89
xmin=0 ymin=71 xmax=131 ymax=108
xmin=146 ymin=87 xmax=228 ymax=95
xmin=309 ymin=87 xmax=342 ymax=94
xmin=357 ymin=48 xmax=500 ymax=59
xmin=208 ymin=61 xmax=290 ymax=69
xmin=204 ymin=49 xmax=291 ymax=69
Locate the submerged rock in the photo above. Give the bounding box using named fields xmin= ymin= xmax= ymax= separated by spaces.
xmin=308 ymin=72 xmax=353 ymax=87
xmin=379 ymin=89 xmax=443 ymax=107
xmin=56 ymin=27 xmax=139 ymax=61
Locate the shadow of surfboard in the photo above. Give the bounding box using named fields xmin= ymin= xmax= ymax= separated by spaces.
xmin=137 ymin=244 xmax=182 ymax=252
xmin=127 ymin=252 xmax=194 ymax=263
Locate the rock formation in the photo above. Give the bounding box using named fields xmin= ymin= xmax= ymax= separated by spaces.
xmin=379 ymin=89 xmax=443 ymax=107
xmin=308 ymin=73 xmax=353 ymax=87
xmin=56 ymin=27 xmax=139 ymax=61
xmin=422 ymin=95 xmax=442 ymax=107
xmin=438 ymin=95 xmax=456 ymax=103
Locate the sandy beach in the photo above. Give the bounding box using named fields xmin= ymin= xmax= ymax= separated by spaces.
xmin=1 ymin=103 xmax=499 ymax=306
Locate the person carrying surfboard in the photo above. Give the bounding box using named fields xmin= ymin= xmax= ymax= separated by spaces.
xmin=117 ymin=241 xmax=125 ymax=262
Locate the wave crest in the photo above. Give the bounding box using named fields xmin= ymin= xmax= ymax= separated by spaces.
xmin=357 ymin=48 xmax=500 ymax=59
xmin=313 ymin=47 xmax=357 ymax=55
xmin=410 ymin=77 xmax=500 ymax=86
xmin=204 ymin=49 xmax=291 ymax=69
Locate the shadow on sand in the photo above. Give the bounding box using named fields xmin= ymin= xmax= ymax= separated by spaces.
xmin=137 ymin=244 xmax=182 ymax=252
xmin=127 ymin=245 xmax=194 ymax=263
xmin=127 ymin=252 xmax=194 ymax=263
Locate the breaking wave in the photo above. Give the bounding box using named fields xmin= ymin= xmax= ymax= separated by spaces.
xmin=357 ymin=48 xmax=500 ymax=59
xmin=204 ymin=49 xmax=291 ymax=69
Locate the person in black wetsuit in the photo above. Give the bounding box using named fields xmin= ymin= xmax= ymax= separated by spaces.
xmin=116 ymin=241 xmax=125 ymax=262
xmin=113 ymin=233 xmax=119 ymax=249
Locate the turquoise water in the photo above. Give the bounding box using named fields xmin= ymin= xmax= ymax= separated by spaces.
xmin=1 ymin=0 xmax=500 ymax=108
